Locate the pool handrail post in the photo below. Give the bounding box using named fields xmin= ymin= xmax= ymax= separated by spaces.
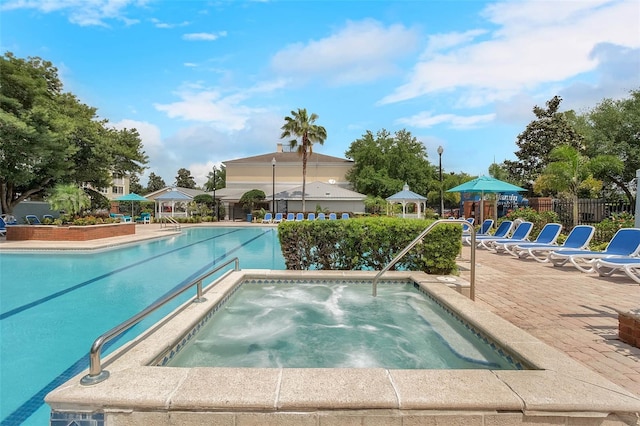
xmin=372 ymin=219 xmax=476 ymax=301
xmin=80 ymin=257 xmax=241 ymax=386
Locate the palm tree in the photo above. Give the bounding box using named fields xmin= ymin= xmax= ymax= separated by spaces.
xmin=47 ymin=183 xmax=91 ymax=218
xmin=280 ymin=108 xmax=327 ymax=212
xmin=534 ymin=145 xmax=619 ymax=227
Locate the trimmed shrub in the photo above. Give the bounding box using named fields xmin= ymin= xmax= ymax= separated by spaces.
xmin=278 ymin=216 xmax=461 ymax=274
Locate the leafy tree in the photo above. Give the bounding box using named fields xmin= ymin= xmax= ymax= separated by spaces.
xmin=204 ymin=165 xmax=226 ymax=192
xmin=0 ymin=52 xmax=147 ymax=214
xmin=47 ymin=183 xmax=90 ymax=217
xmin=503 ymin=96 xmax=585 ymax=192
xmin=345 ymin=129 xmax=435 ymax=199
xmin=128 ymin=174 xmax=145 ymax=195
xmin=239 ymin=189 xmax=265 ymax=213
xmin=280 ymin=108 xmax=327 ymax=212
xmin=175 ymin=168 xmax=196 ymax=189
xmin=146 ymin=172 xmax=166 ymax=193
xmin=578 ymin=89 xmax=640 ymax=205
xmin=83 ymin=187 xmax=111 ymax=211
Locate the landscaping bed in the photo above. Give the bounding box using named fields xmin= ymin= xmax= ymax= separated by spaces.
xmin=6 ymin=223 xmax=135 ymax=241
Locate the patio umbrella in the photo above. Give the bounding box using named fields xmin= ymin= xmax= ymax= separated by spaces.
xmin=115 ymin=193 xmax=149 ymax=216
xmin=447 ymin=176 xmax=526 ymax=223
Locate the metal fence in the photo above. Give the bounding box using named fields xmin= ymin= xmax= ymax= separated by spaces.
xmin=529 ymin=197 xmax=635 ymax=230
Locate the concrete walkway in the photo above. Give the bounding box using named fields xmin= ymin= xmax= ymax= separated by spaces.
xmin=458 ymin=245 xmax=640 ymax=397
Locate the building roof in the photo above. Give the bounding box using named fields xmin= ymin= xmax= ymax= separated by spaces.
xmin=223 ymin=151 xmax=353 ymax=165
xmin=274 ymin=181 xmax=366 ymax=200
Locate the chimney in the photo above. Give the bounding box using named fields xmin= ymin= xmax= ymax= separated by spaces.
xmin=276 ymin=143 xmax=283 ymax=153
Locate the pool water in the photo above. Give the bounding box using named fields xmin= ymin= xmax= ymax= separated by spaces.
xmin=0 ymin=227 xmax=285 ymax=426
xmin=166 ymin=282 xmax=518 ymax=370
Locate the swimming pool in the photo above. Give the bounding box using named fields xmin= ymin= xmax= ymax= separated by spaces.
xmin=165 ymin=282 xmax=519 ymax=369
xmin=0 ymin=227 xmax=285 ymax=425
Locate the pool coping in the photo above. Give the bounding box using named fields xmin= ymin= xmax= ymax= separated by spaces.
xmin=46 ymin=270 xmax=640 ymax=424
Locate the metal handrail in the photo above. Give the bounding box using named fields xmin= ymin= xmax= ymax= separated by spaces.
xmin=160 ymin=215 xmax=181 ymax=230
xmin=80 ymin=257 xmax=240 ymax=386
xmin=372 ymin=219 xmax=476 ymax=300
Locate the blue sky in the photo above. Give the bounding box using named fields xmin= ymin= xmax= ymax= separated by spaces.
xmin=2 ymin=0 xmax=639 ymax=187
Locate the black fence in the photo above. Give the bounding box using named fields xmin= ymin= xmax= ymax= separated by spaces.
xmin=530 ymin=198 xmax=635 ymax=230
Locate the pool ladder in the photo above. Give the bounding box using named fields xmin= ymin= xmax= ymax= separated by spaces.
xmin=160 ymin=215 xmax=181 ymax=231
xmin=80 ymin=257 xmax=240 ymax=386
xmin=372 ymin=219 xmax=476 ymax=300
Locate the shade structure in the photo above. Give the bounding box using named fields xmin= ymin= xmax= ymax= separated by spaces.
xmin=115 ymin=193 xmax=149 ymax=216
xmin=447 ymin=176 xmax=526 ymax=223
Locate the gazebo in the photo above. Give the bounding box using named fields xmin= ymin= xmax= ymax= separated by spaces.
xmin=154 ymin=189 xmax=193 ymax=219
xmin=386 ymin=183 xmax=428 ymax=218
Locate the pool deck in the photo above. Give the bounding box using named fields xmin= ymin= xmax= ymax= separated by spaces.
xmin=457 ymin=245 xmax=640 ymax=398
xmin=2 ymin=222 xmax=638 ymax=400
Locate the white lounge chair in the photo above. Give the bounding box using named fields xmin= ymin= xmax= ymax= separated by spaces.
xmin=594 ymin=257 xmax=640 ymax=284
xmin=465 ymin=220 xmax=514 ymax=246
xmin=479 ymin=221 xmax=533 ymax=251
xmin=548 ymin=228 xmax=640 ymax=273
xmin=510 ymin=225 xmax=595 ymax=262
xmin=498 ymin=223 xmax=562 ymax=255
xmin=262 ymin=212 xmax=273 ymax=223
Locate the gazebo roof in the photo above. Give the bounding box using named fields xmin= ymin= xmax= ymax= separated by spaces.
xmin=155 ymin=190 xmax=193 ymax=201
xmin=386 ymin=183 xmax=427 ymax=202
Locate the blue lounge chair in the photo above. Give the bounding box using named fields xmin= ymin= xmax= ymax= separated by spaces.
xmin=262 ymin=212 xmax=273 ymax=223
xmin=272 ymin=213 xmax=283 ymax=223
xmin=499 ymin=223 xmax=562 ymax=255
xmin=25 ymin=215 xmax=41 ymax=225
xmin=465 ymin=220 xmax=513 ymax=246
xmin=511 ymin=225 xmax=595 ymax=262
xmin=42 ymin=214 xmax=54 ymax=221
xmin=329 ymin=213 xmax=337 ymax=220
xmin=462 ymin=218 xmax=492 ymax=244
xmin=479 ymin=221 xmax=533 ymax=251
xmin=594 ymin=257 xmax=640 ymax=284
xmin=295 ymin=213 xmax=305 ymax=221
xmin=136 ymin=212 xmax=151 ymax=224
xmin=317 ymin=213 xmax=326 ymax=220
xmin=307 ymin=213 xmax=315 ymax=220
xmin=341 ymin=213 xmax=349 ymax=219
xmin=549 ymin=228 xmax=640 ymax=273
xmin=0 ymin=216 xmax=6 ymax=237
xmin=286 ymin=213 xmax=295 ymax=221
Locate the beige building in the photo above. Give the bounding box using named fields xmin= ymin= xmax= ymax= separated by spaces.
xmin=218 ymin=143 xmax=366 ymax=219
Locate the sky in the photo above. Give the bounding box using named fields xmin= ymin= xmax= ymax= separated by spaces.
xmin=2 ymin=0 xmax=639 ymax=188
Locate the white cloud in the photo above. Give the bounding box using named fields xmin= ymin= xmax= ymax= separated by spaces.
xmin=183 ymin=31 xmax=227 ymax=41
xmin=1 ymin=0 xmax=146 ymax=26
xmin=396 ymin=111 xmax=496 ymax=129
xmin=380 ymin=0 xmax=640 ymax=106
xmin=153 ymin=79 xmax=287 ymax=132
xmin=271 ymin=19 xmax=419 ymax=85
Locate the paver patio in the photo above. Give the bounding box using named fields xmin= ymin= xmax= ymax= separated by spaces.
xmin=458 ymin=245 xmax=640 ymax=397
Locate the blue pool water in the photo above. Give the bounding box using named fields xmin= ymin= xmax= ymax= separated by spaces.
xmin=0 ymin=227 xmax=285 ymax=426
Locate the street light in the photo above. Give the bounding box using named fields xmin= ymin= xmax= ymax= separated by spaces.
xmin=437 ymin=146 xmax=444 ymax=217
xmin=212 ymin=168 xmax=217 ymax=221
xmin=272 ymin=157 xmax=276 ymax=214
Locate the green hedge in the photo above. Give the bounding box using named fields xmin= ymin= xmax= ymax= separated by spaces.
xmin=278 ymin=216 xmax=462 ymax=274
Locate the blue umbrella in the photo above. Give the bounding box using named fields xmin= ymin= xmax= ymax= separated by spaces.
xmin=115 ymin=193 xmax=149 ymax=215
xmin=447 ymin=176 xmax=526 ymax=223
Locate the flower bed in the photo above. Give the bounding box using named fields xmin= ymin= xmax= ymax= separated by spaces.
xmin=6 ymin=223 xmax=135 ymax=241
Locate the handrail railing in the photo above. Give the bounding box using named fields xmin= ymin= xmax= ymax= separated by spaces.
xmin=160 ymin=215 xmax=181 ymax=230
xmin=372 ymin=219 xmax=476 ymax=300
xmin=80 ymin=257 xmax=241 ymax=386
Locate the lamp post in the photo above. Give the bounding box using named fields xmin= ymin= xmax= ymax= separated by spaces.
xmin=272 ymin=157 xmax=276 ymax=214
xmin=437 ymin=146 xmax=444 ymax=217
xmin=212 ymin=168 xmax=218 ymax=221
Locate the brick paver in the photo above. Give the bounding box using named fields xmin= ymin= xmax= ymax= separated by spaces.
xmin=458 ymin=245 xmax=640 ymax=396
